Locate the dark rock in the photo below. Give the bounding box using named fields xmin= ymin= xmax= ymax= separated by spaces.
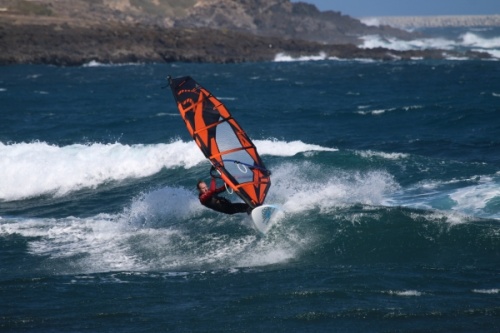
xmin=0 ymin=0 xmax=492 ymax=66
xmin=178 ymin=0 xmax=416 ymax=44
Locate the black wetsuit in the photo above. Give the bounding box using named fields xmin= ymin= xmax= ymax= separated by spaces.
xmin=199 ymin=178 xmax=249 ymax=215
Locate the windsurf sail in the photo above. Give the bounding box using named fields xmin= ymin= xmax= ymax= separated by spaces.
xmin=168 ymin=75 xmax=271 ymax=208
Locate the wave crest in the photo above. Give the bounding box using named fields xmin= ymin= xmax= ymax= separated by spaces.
xmin=0 ymin=139 xmax=335 ymax=201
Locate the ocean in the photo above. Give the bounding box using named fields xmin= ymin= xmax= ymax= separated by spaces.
xmin=1 ymin=27 xmax=500 ymax=332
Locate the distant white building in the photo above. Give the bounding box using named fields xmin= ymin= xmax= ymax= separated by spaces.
xmin=361 ymin=15 xmax=500 ymax=29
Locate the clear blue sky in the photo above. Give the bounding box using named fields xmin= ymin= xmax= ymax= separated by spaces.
xmin=292 ymin=0 xmax=500 ymax=17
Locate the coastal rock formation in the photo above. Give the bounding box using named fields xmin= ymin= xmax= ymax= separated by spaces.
xmin=0 ymin=0 xmax=492 ymax=65
xmin=175 ymin=0 xmax=415 ymax=44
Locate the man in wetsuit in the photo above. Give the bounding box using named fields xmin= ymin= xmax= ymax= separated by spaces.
xmin=197 ymin=176 xmax=251 ymax=215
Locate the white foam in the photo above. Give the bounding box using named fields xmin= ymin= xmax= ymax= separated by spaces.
xmin=449 ymin=182 xmax=500 ymax=218
xmin=254 ymin=139 xmax=337 ymax=156
xmin=82 ymin=60 xmax=143 ymax=67
xmin=360 ymin=32 xmax=500 ymax=59
xmin=461 ymin=32 xmax=500 ymax=49
xmin=269 ymin=162 xmax=399 ymax=214
xmin=0 ymin=157 xmax=396 ymax=273
xmin=356 ymin=108 xmax=396 ymax=115
xmin=274 ymin=52 xmax=328 ymax=62
xmin=155 ymin=112 xmax=179 ymax=117
xmin=124 ymin=187 xmax=203 ymax=228
xmin=273 ymin=52 xmax=377 ymax=63
xmin=387 ymin=290 xmax=423 ymax=297
xmin=361 ymin=17 xmax=382 ymax=27
xmin=472 ymin=288 xmax=499 ymax=294
xmin=361 ymin=35 xmax=456 ymax=51
xmin=356 ymin=150 xmax=409 ymax=160
xmin=481 ymin=49 xmax=500 ymax=59
xmin=0 ymin=183 xmax=300 ymax=273
xmin=0 ymin=213 xmax=185 ymax=272
xmin=356 ymin=105 xmax=422 ymax=116
xmin=0 ymin=141 xmax=203 ymax=201
xmin=0 ymin=139 xmax=336 ymax=201
xmin=83 ymin=60 xmax=103 ymax=67
xmin=387 ymin=175 xmax=500 ymax=221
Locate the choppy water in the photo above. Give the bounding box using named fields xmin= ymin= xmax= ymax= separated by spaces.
xmin=1 ymin=28 xmax=500 ymax=332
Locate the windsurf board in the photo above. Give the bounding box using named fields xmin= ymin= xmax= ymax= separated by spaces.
xmin=251 ymin=204 xmax=281 ymax=234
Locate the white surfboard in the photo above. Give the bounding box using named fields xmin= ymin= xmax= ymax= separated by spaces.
xmin=251 ymin=204 xmax=281 ymax=234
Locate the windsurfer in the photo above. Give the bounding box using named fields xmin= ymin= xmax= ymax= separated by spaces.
xmin=197 ymin=177 xmax=251 ymax=215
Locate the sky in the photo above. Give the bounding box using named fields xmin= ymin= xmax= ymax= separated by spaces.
xmin=292 ymin=0 xmax=500 ymax=17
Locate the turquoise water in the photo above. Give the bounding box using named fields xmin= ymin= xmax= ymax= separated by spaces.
xmin=1 ymin=54 xmax=499 ymax=331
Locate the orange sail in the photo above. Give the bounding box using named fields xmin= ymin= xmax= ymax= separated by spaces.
xmin=168 ymin=76 xmax=271 ymax=208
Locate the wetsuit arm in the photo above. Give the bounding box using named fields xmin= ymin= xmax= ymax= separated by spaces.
xmin=199 ymin=178 xmax=226 ymax=204
xmin=215 ymin=183 xmax=226 ymax=194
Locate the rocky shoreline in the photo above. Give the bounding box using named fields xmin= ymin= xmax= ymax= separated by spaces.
xmin=0 ymin=19 xmax=492 ymax=66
